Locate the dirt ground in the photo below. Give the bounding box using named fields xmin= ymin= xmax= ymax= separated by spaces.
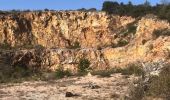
xmin=0 ymin=73 xmax=139 ymax=100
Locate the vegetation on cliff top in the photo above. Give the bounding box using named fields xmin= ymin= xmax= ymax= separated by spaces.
xmin=0 ymin=0 xmax=170 ymax=23
xmin=102 ymin=1 xmax=170 ymax=22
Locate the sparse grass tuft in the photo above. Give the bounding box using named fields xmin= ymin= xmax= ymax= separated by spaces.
xmin=55 ymin=66 xmax=72 ymax=79
xmin=129 ymin=80 xmax=145 ymax=100
xmin=91 ymin=69 xmax=115 ymax=77
xmin=92 ymin=64 xmax=144 ymax=77
xmin=120 ymin=64 xmax=144 ymax=76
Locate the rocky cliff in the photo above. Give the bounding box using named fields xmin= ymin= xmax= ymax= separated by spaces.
xmin=0 ymin=11 xmax=134 ymax=48
xmin=0 ymin=11 xmax=170 ymax=72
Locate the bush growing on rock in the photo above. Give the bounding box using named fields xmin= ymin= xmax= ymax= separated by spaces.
xmin=119 ymin=23 xmax=137 ymax=36
xmin=111 ymin=39 xmax=129 ymax=48
xmin=78 ymin=58 xmax=90 ymax=73
xmin=68 ymin=41 xmax=81 ymax=49
xmin=117 ymin=39 xmax=129 ymax=47
xmin=127 ymin=24 xmax=137 ymax=34
xmin=153 ymin=28 xmax=170 ymax=38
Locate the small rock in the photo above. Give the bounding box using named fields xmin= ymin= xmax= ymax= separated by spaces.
xmin=91 ymin=85 xmax=101 ymax=89
xmin=65 ymin=92 xmax=79 ymax=97
xmin=87 ymin=83 xmax=101 ymax=89
xmin=83 ymin=82 xmax=101 ymax=89
xmin=110 ymin=93 xmax=120 ymax=98
xmin=87 ymin=72 xmax=92 ymax=77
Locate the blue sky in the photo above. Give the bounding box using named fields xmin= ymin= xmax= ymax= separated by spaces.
xmin=0 ymin=0 xmax=161 ymax=10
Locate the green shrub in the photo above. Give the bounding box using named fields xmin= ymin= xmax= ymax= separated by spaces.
xmin=69 ymin=41 xmax=81 ymax=49
xmin=119 ymin=30 xmax=129 ymax=36
xmin=119 ymin=23 xmax=137 ymax=36
xmin=111 ymin=43 xmax=118 ymax=48
xmin=35 ymin=44 xmax=45 ymax=50
xmin=74 ymin=41 xmax=80 ymax=48
xmin=127 ymin=24 xmax=137 ymax=34
xmin=0 ymin=43 xmax=11 ymax=49
xmin=112 ymin=40 xmax=129 ymax=48
xmin=102 ymin=1 xmax=170 ymax=23
xmin=11 ymin=66 xmax=32 ymax=78
xmin=153 ymin=28 xmax=170 ymax=38
xmin=78 ymin=58 xmax=90 ymax=72
xmin=44 ymin=8 xmax=49 ymax=11
xmin=20 ymin=44 xmax=34 ymax=49
xmin=117 ymin=39 xmax=129 ymax=47
xmin=0 ymin=65 xmax=38 ymax=83
xmin=55 ymin=66 xmax=71 ymax=79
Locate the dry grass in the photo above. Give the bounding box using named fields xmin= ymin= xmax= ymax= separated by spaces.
xmin=92 ymin=63 xmax=144 ymax=77
xmin=146 ymin=65 xmax=170 ymax=99
xmin=130 ymin=63 xmax=170 ymax=99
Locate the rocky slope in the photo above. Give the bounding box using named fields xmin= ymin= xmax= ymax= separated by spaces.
xmin=0 ymin=11 xmax=170 ymax=72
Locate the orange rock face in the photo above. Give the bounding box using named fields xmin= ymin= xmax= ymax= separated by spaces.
xmin=0 ymin=11 xmax=134 ymax=48
xmin=0 ymin=12 xmax=170 ymax=71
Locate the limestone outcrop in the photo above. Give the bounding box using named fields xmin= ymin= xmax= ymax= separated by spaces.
xmin=0 ymin=11 xmax=134 ymax=48
xmin=0 ymin=11 xmax=170 ymax=71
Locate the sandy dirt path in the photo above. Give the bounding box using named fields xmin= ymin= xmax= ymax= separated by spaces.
xmin=0 ymin=73 xmax=138 ymax=100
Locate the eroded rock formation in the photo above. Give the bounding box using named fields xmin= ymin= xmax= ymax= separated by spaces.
xmin=0 ymin=11 xmax=170 ymax=71
xmin=0 ymin=11 xmax=134 ymax=48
